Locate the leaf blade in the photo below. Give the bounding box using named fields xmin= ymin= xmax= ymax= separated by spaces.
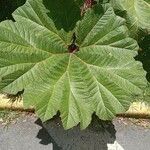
xmin=0 ymin=1 xmax=147 ymax=129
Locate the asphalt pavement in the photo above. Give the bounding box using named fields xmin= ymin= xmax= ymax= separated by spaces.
xmin=0 ymin=115 xmax=149 ymax=150
xmin=0 ymin=115 xmax=53 ymax=150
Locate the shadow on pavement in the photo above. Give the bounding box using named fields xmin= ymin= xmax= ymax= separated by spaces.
xmin=35 ymin=119 xmax=62 ymax=150
xmin=42 ymin=115 xmax=116 ymax=150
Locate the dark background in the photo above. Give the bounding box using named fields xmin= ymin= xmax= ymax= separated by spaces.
xmin=0 ymin=0 xmax=25 ymax=21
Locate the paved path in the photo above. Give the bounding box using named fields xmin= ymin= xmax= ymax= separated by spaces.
xmin=0 ymin=115 xmax=150 ymax=150
xmin=0 ymin=116 xmax=53 ymax=150
xmin=112 ymin=119 xmax=150 ymax=150
xmin=44 ymin=117 xmax=150 ymax=150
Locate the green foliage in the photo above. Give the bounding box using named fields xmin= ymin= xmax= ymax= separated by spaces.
xmin=136 ymin=35 xmax=150 ymax=103
xmin=43 ymin=0 xmax=82 ymax=31
xmin=110 ymin=0 xmax=150 ymax=38
xmin=146 ymin=85 xmax=150 ymax=102
xmin=0 ymin=0 xmax=148 ymax=129
xmin=144 ymin=0 xmax=150 ymax=4
xmin=145 ymin=85 xmax=150 ymax=105
xmin=137 ymin=35 xmax=150 ymax=81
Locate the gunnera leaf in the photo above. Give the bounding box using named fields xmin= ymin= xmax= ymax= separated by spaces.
xmin=0 ymin=0 xmax=147 ymax=129
xmin=144 ymin=0 xmax=150 ymax=4
xmin=110 ymin=0 xmax=150 ymax=38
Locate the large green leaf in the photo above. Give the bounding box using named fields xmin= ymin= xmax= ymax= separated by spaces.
xmin=0 ymin=0 xmax=147 ymax=129
xmin=110 ymin=0 xmax=150 ymax=37
xmin=144 ymin=0 xmax=150 ymax=4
